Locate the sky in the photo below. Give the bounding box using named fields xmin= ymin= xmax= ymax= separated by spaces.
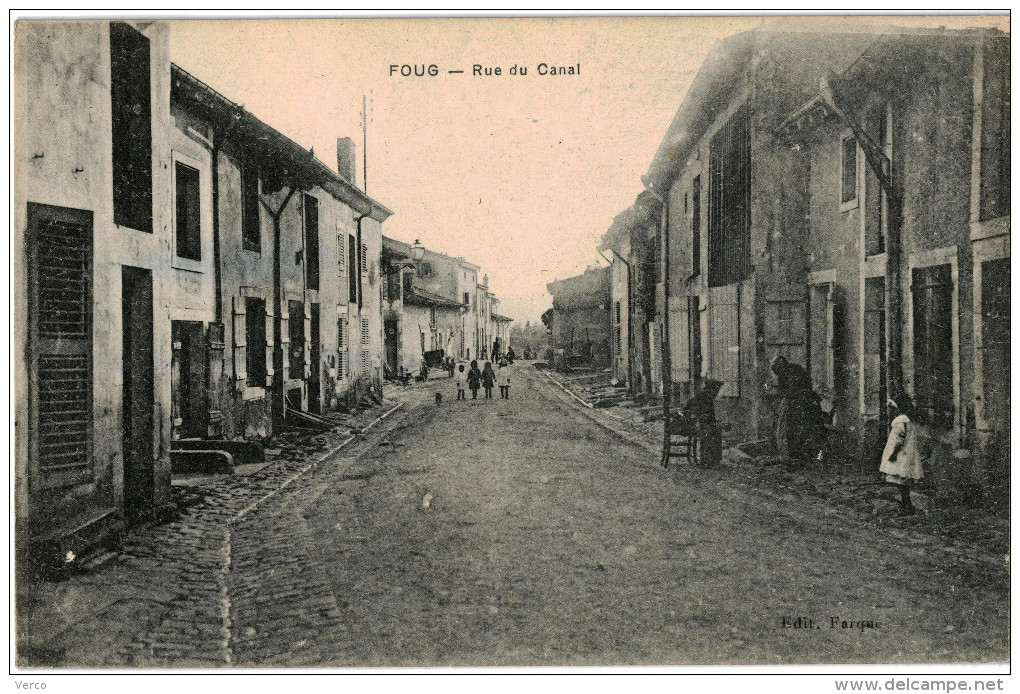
xmin=168 ymin=14 xmax=1007 ymax=325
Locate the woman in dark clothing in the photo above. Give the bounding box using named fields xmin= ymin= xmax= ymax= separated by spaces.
xmin=467 ymin=360 xmax=482 ymax=400
xmin=481 ymin=361 xmax=496 ymax=399
xmin=771 ymin=355 xmax=824 ymax=462
xmin=682 ymin=379 xmax=725 ymax=466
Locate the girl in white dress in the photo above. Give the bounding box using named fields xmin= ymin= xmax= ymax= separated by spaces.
xmin=880 ymin=395 xmax=923 ymax=516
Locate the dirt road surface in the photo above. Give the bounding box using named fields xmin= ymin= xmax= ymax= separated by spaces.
xmin=226 ymin=365 xmax=1008 ymax=666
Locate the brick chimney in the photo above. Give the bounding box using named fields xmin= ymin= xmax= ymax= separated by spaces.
xmin=336 ymin=137 xmax=357 ymax=186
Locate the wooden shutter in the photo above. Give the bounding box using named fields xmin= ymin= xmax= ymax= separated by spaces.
xmin=303 ymin=302 xmax=312 ymax=378
xmin=669 ymin=296 xmax=690 ymax=383
xmin=862 ymin=277 xmax=886 ymax=416
xmin=809 ymin=282 xmax=835 ymax=392
xmin=361 ymin=317 xmax=370 ymax=373
xmin=912 ymin=265 xmax=954 ymax=428
xmin=336 ymin=312 xmax=349 ymax=381
xmin=264 ymin=301 xmax=275 ymax=387
xmin=29 ymin=204 xmax=94 ymax=488
xmin=231 ymin=297 xmax=247 ymax=384
xmin=708 ymin=284 xmax=740 ymax=396
xmin=110 ymin=22 xmax=153 ymax=233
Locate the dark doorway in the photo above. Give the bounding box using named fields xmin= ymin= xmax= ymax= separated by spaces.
xmin=122 ymin=266 xmax=154 ymax=517
xmin=385 ymin=317 xmax=399 ymax=375
xmin=309 ymin=303 xmax=321 ymax=413
xmin=171 ymin=320 xmax=207 ymax=440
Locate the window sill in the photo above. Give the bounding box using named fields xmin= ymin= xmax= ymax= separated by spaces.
xmin=172 ymin=256 xmax=205 ymax=273
xmin=243 ymin=386 xmax=266 ymax=401
xmin=839 ymin=197 xmax=859 ymax=213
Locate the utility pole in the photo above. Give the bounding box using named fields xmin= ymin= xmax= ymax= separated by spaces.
xmin=362 ymin=94 xmax=368 ymax=194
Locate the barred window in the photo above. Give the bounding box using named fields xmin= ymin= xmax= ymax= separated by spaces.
xmin=708 ymin=104 xmax=750 ymax=288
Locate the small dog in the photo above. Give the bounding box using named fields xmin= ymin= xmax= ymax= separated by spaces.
xmin=435 ymin=392 xmax=442 ymax=406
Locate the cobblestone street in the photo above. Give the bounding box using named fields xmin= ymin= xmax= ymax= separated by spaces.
xmin=18 ymin=364 xmax=1007 ymax=668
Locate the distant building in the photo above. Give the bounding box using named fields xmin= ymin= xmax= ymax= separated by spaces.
xmin=546 ymin=266 xmax=612 ymax=369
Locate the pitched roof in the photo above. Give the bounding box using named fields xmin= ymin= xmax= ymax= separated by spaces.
xmin=171 ymin=63 xmax=393 ymax=223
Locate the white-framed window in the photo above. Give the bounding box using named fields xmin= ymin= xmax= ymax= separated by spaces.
xmin=171 ymin=150 xmax=208 ymax=272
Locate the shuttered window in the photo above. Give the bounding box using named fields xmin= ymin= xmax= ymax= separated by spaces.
xmin=841 ymin=134 xmax=858 ymax=205
xmin=912 ymin=264 xmax=954 ymax=428
xmin=691 ymin=175 xmax=701 ymax=277
xmin=231 ymin=297 xmax=247 ymax=385
xmin=361 ymin=317 xmax=371 ymax=373
xmin=361 ymin=243 xmax=368 ymax=275
xmin=707 ymin=285 xmax=740 ymax=396
xmin=241 ymin=160 xmax=261 ymax=252
xmin=669 ymin=296 xmax=690 ymax=383
xmin=980 ymin=258 xmax=1009 ymax=431
xmin=348 ymin=234 xmax=358 ymax=302
xmin=862 ymin=277 xmax=886 ymax=417
xmin=708 ymin=104 xmax=750 ymax=288
xmin=289 ymin=300 xmax=305 ymax=379
xmin=245 ymin=297 xmax=267 ymax=388
xmin=337 ymin=223 xmax=345 ymax=276
xmin=29 ymin=203 xmax=93 ymax=487
xmin=809 ymin=282 xmax=836 ymax=392
xmin=337 ymin=314 xmax=349 ymax=380
xmin=304 ymin=194 xmax=319 ymax=290
xmin=110 ymin=22 xmax=152 ymax=233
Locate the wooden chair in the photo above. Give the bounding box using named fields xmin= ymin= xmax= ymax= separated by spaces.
xmin=662 ymin=410 xmax=699 ymax=468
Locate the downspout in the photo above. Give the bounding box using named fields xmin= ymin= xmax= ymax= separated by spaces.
xmin=642 ymin=180 xmax=672 ymax=465
xmin=261 ymin=185 xmax=299 ymax=430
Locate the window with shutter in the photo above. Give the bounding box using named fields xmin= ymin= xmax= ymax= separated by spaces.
xmin=241 ymin=160 xmax=261 ymax=252
xmin=337 ymin=314 xmax=348 ymax=380
xmin=707 ymin=285 xmax=740 ymax=396
xmin=708 ymin=104 xmax=750 ymax=288
xmin=110 ymin=22 xmax=152 ymax=233
xmin=980 ymin=258 xmax=1009 ymax=431
xmin=231 ymin=297 xmax=247 ymax=384
xmin=361 ymin=243 xmax=368 ymax=275
xmin=29 ymin=203 xmax=94 ymax=487
xmin=361 ymin=317 xmax=370 ymax=373
xmin=289 ymin=300 xmax=305 ymax=379
xmin=348 ymin=234 xmax=358 ymax=301
xmin=669 ymin=297 xmax=690 ymax=383
xmin=304 ymin=194 xmax=319 ymax=290
xmin=912 ymin=264 xmax=954 ymax=428
xmin=337 ymin=224 xmax=345 ymax=276
xmin=862 ymin=277 xmax=886 ymax=417
xmin=245 ymin=297 xmax=266 ymax=387
xmin=808 ymin=282 xmax=835 ymax=392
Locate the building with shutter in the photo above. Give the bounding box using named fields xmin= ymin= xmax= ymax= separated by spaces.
xmin=634 ymin=25 xmax=1009 ymax=501
xmin=598 ymin=191 xmax=663 ymax=395
xmin=641 ymin=28 xmax=882 ymax=446
xmin=775 ymin=28 xmax=1010 ymax=502
xmin=546 ymin=266 xmax=612 ymax=370
xmin=14 ymin=21 xmax=176 ymax=566
xmin=169 ymin=65 xmax=392 ymax=439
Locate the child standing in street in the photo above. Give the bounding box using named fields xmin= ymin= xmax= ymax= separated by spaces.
xmin=879 ymin=394 xmax=923 ymax=516
xmin=455 ymin=363 xmax=467 ymax=401
xmin=497 ymin=358 xmax=511 ymax=399
xmin=482 ymin=361 xmax=496 ymax=399
xmin=467 ymin=360 xmax=481 ymax=400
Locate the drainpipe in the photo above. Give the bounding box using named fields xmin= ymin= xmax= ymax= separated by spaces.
xmin=642 ymin=179 xmax=672 ymax=466
xmin=261 ymin=186 xmax=299 ymax=430
xmin=819 ymin=77 xmax=903 ymax=399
